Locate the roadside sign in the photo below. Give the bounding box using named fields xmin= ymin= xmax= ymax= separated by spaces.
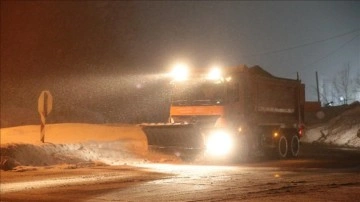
xmin=38 ymin=91 xmax=53 ymax=143
xmin=38 ymin=90 xmax=53 ymax=116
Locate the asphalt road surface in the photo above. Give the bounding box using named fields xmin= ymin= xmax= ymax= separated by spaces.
xmin=1 ymin=143 xmax=360 ymax=202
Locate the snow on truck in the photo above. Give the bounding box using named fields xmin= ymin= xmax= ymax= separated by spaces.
xmin=141 ymin=64 xmax=305 ymax=161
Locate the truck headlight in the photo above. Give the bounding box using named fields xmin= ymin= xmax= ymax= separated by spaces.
xmin=207 ymin=67 xmax=222 ymax=81
xmin=205 ymin=130 xmax=233 ymax=156
xmin=170 ymin=63 xmax=189 ymax=81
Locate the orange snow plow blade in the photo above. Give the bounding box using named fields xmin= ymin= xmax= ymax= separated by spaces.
xmin=140 ymin=123 xmax=204 ymax=151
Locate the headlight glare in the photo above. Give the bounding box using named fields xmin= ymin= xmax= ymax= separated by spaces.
xmin=205 ymin=130 xmax=233 ymax=156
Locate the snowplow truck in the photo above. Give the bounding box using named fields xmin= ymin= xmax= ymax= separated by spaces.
xmin=141 ymin=65 xmax=305 ymax=161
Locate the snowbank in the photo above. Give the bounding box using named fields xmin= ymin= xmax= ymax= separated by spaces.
xmin=1 ymin=123 xmax=146 ymax=145
xmin=2 ymin=103 xmax=359 ymax=171
xmin=0 ymin=123 xmax=179 ymax=171
xmin=302 ymin=105 xmax=360 ymax=147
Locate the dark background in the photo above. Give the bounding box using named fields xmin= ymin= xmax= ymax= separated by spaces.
xmin=1 ymin=1 xmax=359 ymax=127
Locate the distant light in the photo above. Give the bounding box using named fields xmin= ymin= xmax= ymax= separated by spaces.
xmin=339 ymin=96 xmax=344 ymax=101
xmin=171 ymin=63 xmax=189 ymax=81
xmin=207 ymin=66 xmax=222 ymax=80
xmin=225 ymin=77 xmax=232 ymax=82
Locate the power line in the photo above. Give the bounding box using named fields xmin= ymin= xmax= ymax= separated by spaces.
xmin=245 ymin=28 xmax=360 ymax=57
xmin=307 ymin=34 xmax=360 ymax=67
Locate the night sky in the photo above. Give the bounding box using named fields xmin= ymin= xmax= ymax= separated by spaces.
xmin=1 ymin=1 xmax=359 ymax=125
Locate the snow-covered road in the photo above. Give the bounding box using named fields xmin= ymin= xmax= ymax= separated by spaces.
xmin=1 ymin=155 xmax=359 ymax=202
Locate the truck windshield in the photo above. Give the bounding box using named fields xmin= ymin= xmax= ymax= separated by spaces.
xmin=171 ymin=81 xmax=225 ymax=106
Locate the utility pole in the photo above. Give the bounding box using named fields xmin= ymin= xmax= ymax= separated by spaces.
xmin=316 ymin=71 xmax=321 ymax=104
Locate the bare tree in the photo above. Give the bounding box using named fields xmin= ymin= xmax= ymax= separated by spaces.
xmin=356 ymin=72 xmax=360 ymax=87
xmin=333 ymin=63 xmax=351 ymax=104
xmin=320 ymin=81 xmax=330 ymax=104
xmin=316 ymin=64 xmax=359 ymax=106
xmin=354 ymin=70 xmax=360 ymax=101
xmin=318 ymin=78 xmax=336 ymax=106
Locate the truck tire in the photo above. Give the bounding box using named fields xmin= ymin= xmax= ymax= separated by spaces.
xmin=277 ymin=135 xmax=288 ymax=158
xmin=289 ymin=135 xmax=300 ymax=157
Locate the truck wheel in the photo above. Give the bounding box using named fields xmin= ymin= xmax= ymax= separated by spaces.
xmin=289 ymin=135 xmax=300 ymax=157
xmin=277 ymin=135 xmax=288 ymax=158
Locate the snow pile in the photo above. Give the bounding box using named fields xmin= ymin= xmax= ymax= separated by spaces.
xmin=302 ymin=104 xmax=360 ymax=147
xmin=0 ymin=123 xmax=179 ymax=171
xmin=2 ymin=103 xmax=359 ymax=171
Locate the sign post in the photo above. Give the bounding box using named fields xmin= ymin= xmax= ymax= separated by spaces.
xmin=38 ymin=91 xmax=53 ymax=143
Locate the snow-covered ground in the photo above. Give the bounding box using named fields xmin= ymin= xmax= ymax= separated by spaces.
xmin=1 ymin=104 xmax=359 ymax=171
xmin=302 ymin=105 xmax=360 ymax=147
xmin=0 ymin=123 xmax=179 ymax=171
